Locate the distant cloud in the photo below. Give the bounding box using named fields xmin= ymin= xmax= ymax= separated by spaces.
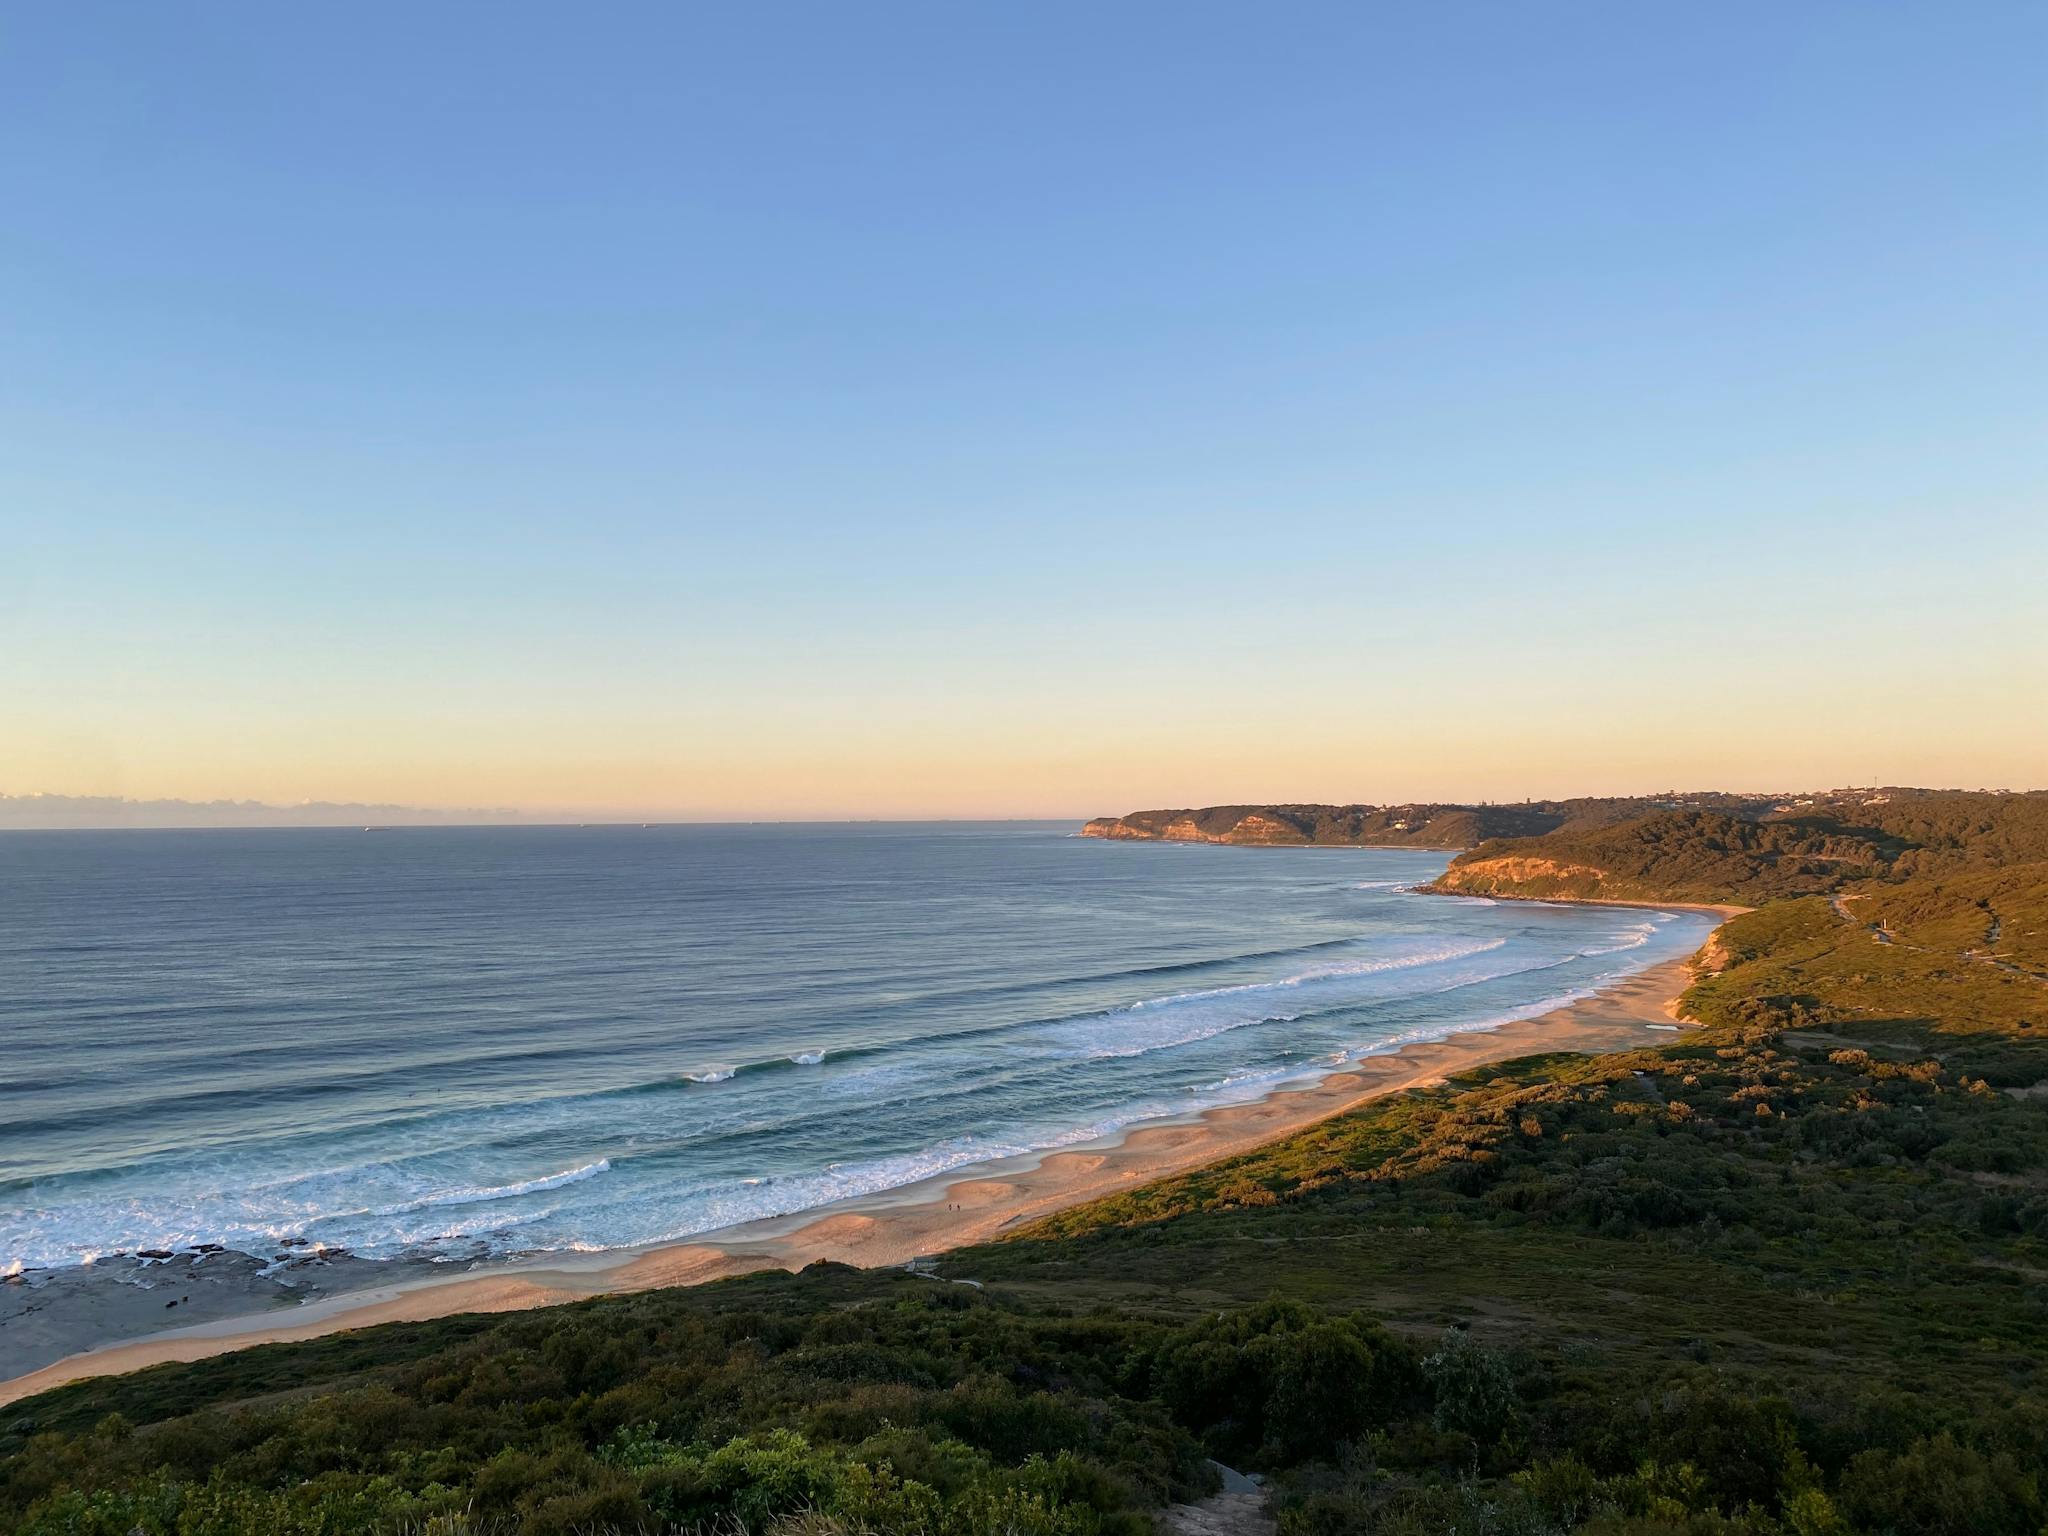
xmin=0 ymin=794 xmax=537 ymax=830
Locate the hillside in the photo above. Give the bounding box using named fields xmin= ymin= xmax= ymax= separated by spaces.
xmin=1429 ymin=791 xmax=2048 ymax=906
xmin=1082 ymin=803 xmax=1539 ymax=847
xmin=1426 ymin=811 xmax=1892 ymax=904
xmin=1081 ymin=794 xmax=1773 ymax=849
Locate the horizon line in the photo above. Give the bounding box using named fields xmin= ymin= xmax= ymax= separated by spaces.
xmin=5 ymin=782 xmax=2044 ymax=835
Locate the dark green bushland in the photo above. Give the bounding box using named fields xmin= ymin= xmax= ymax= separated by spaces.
xmin=7 ymin=795 xmax=2047 ymax=1534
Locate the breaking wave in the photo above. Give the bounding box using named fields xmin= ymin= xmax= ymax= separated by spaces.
xmin=2 ymin=833 xmax=1715 ymax=1273
xmin=366 ymin=1158 xmax=613 ymax=1217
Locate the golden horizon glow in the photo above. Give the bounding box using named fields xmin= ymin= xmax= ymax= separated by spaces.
xmin=15 ymin=666 xmax=2046 ymax=822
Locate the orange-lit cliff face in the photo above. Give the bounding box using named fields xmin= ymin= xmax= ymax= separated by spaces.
xmin=1080 ymin=803 xmax=1534 ymax=849
xmin=1081 ymin=811 xmax=1327 ymax=844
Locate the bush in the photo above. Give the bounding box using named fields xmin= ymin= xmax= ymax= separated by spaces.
xmin=1152 ymin=1301 xmax=1418 ymax=1463
xmin=1423 ymin=1328 xmax=1515 ymax=1443
xmin=1839 ymin=1433 xmax=2043 ymax=1536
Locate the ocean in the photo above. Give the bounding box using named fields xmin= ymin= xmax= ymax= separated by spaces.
xmin=0 ymin=823 xmax=1711 ymax=1274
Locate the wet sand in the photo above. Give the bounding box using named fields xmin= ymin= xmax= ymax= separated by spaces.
xmin=0 ymin=933 xmax=1720 ymax=1408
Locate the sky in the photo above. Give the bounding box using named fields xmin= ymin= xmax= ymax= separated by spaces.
xmin=4 ymin=4 xmax=2046 ymax=820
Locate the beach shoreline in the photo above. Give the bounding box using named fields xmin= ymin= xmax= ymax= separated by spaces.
xmin=0 ymin=927 xmax=1719 ymax=1409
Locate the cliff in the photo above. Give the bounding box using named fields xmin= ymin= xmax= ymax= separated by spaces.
xmin=1079 ymin=794 xmax=1777 ymax=850
xmin=1081 ymin=803 xmax=1570 ymax=849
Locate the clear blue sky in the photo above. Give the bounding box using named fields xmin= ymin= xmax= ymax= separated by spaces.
xmin=6 ymin=4 xmax=2045 ymax=816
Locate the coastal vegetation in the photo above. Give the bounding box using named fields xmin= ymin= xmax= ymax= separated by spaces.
xmin=1082 ymin=802 xmax=1559 ymax=848
xmin=1427 ymin=791 xmax=2048 ymax=906
xmin=1079 ymin=795 xmax=1775 ymax=849
xmin=5 ymin=790 xmax=2046 ymax=1535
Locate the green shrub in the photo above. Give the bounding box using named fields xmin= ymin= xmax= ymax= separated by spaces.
xmin=1152 ymin=1301 xmax=1417 ymax=1464
xmin=1423 ymin=1328 xmax=1515 ymax=1442
xmin=1838 ymin=1433 xmax=2043 ymax=1536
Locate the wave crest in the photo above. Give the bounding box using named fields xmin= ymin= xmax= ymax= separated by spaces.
xmin=366 ymin=1158 xmax=613 ymax=1218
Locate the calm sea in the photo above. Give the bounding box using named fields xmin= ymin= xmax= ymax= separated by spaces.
xmin=0 ymin=824 xmax=1710 ymax=1272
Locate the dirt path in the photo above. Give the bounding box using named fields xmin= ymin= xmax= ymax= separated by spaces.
xmin=1960 ymin=908 xmax=2043 ymax=983
xmin=1163 ymin=1491 xmax=1272 ymax=1536
xmin=1828 ymin=892 xmax=1892 ymax=942
xmin=1829 ymin=891 xmax=2045 ymax=980
xmin=1162 ymin=1465 xmax=1272 ymax=1536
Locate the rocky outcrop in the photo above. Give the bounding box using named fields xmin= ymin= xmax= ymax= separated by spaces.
xmin=1428 ymin=855 xmax=1613 ymax=900
xmin=1691 ymin=928 xmax=1738 ymax=977
xmin=1082 ymin=813 xmax=1305 ymax=842
xmin=1081 ymin=817 xmax=1151 ymax=840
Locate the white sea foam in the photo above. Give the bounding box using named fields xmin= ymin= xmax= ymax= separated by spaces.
xmin=627 ymin=1114 xmax=1197 ymax=1243
xmin=1580 ymin=920 xmax=1661 ymax=957
xmin=819 ymin=1061 xmax=920 ymax=1099
xmin=1348 ymin=982 xmax=1621 ymax=1058
xmin=1 ymin=850 xmax=1716 ymax=1274
xmin=1128 ymin=937 xmax=1508 ymax=1011
xmin=366 ymin=1158 xmax=613 ymax=1217
xmin=1038 ymin=937 xmax=1510 ymax=1062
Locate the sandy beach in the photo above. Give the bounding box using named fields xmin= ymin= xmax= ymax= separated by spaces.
xmin=0 ymin=926 xmax=1723 ymax=1408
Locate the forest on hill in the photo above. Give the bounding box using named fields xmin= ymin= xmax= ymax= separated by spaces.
xmin=1076 ymin=789 xmax=2014 ymax=854
xmin=1080 ymin=794 xmax=1780 ymax=849
xmin=5 ymin=792 xmax=2046 ymax=1535
xmin=1429 ymin=791 xmax=2048 ymax=906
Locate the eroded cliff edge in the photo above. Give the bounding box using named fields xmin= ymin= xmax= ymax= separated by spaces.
xmin=1080 ymin=802 xmax=1567 ymax=849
